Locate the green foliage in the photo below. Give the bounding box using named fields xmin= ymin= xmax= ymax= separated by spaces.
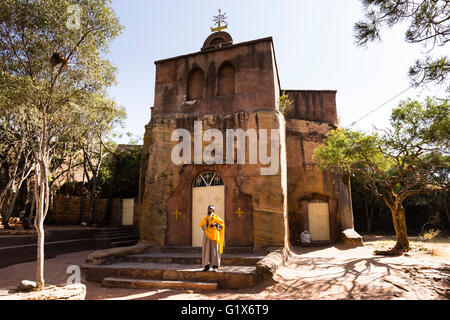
xmin=354 ymin=0 xmax=450 ymax=89
xmin=0 ymin=0 xmax=125 ymax=182
xmin=113 ymin=146 xmax=141 ymax=198
xmin=98 ymin=145 xmax=142 ymax=198
xmin=422 ymin=228 xmax=441 ymax=241
xmin=278 ymin=90 xmax=293 ymax=116
xmin=314 ymin=97 xmax=449 ymax=202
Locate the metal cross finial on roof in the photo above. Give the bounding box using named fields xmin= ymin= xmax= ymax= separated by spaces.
xmin=211 ymin=9 xmax=228 ymax=33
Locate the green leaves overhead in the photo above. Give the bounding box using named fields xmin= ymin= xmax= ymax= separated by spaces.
xmin=314 ymin=97 xmax=449 ymax=198
xmin=354 ymin=0 xmax=450 ymax=89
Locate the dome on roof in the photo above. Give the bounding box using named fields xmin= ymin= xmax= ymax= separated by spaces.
xmin=201 ymin=31 xmax=233 ymax=51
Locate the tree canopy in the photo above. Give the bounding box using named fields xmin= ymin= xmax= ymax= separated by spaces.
xmin=0 ymin=0 xmax=124 ymax=289
xmin=354 ymin=0 xmax=450 ymax=89
xmin=314 ymin=97 xmax=449 ymax=253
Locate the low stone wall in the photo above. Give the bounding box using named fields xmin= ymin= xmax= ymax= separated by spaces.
xmin=52 ymin=195 xmax=122 ymax=226
xmin=0 ymin=228 xmax=99 ymax=269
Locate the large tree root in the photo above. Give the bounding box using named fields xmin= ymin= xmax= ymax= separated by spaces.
xmin=374 ymin=245 xmax=410 ymax=256
xmin=373 ymin=249 xmax=404 ymax=256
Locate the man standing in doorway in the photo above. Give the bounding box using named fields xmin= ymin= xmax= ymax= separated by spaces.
xmin=199 ymin=205 xmax=225 ymax=272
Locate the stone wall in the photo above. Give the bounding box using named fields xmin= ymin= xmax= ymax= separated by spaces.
xmin=52 ymin=194 xmax=122 ymax=226
xmin=138 ymin=110 xmax=286 ymax=252
xmin=153 ymin=37 xmax=279 ymax=116
xmin=138 ymin=33 xmax=355 ymax=251
xmin=285 ymin=91 xmax=355 ymax=244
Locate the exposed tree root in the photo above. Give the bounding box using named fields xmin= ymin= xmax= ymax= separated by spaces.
xmin=373 ymin=249 xmax=404 ymax=256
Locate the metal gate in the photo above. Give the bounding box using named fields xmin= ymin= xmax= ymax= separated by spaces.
xmin=192 ymin=172 xmax=225 ymax=247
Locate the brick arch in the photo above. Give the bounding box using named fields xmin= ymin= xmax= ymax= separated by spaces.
xmin=187 ymin=67 xmax=204 ymax=100
xmin=217 ymin=61 xmax=235 ymax=96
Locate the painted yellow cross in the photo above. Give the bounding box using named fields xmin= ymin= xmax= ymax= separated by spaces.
xmin=173 ymin=209 xmax=182 ymax=221
xmin=236 ymin=207 xmax=244 ymax=218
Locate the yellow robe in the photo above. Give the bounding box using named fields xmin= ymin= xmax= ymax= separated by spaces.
xmin=199 ymin=214 xmax=225 ymax=254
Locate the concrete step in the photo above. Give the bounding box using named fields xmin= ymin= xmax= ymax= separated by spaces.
xmin=126 ymin=252 xmax=264 ymax=266
xmin=84 ymin=262 xmax=259 ymax=289
xmin=160 ymin=246 xmax=253 ymax=254
xmin=102 ymin=277 xmax=218 ymax=291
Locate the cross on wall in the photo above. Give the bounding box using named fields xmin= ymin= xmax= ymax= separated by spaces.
xmin=173 ymin=209 xmax=182 ymax=221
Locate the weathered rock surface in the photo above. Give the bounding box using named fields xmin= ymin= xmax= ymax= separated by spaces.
xmin=17 ymin=280 xmax=36 ymax=292
xmin=255 ymin=249 xmax=285 ymax=280
xmin=85 ymin=242 xmax=152 ymax=265
xmin=341 ymin=229 xmax=364 ymax=246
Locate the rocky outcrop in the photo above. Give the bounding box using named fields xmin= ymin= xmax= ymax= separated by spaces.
xmin=85 ymin=242 xmax=153 ymax=265
xmin=341 ymin=229 xmax=364 ymax=246
xmin=255 ymin=249 xmax=285 ymax=280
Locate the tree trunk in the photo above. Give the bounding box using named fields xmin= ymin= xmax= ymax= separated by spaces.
xmin=87 ymin=177 xmax=97 ymax=226
xmin=77 ymin=194 xmax=85 ymax=225
xmin=364 ymin=197 xmax=372 ymax=233
xmin=375 ymin=198 xmax=410 ymax=256
xmin=33 ymin=160 xmax=47 ymax=290
xmin=445 ymin=194 xmax=450 ymax=229
xmin=103 ymin=154 xmax=117 ymax=226
xmin=391 ymin=203 xmax=410 ymax=251
xmin=34 ymin=211 xmax=45 ymax=290
xmin=24 ymin=191 xmax=35 ymax=230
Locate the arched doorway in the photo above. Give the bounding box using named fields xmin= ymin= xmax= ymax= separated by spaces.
xmin=192 ymin=171 xmax=225 ymax=247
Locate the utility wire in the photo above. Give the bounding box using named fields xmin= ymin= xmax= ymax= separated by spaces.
xmin=348 ymin=85 xmax=413 ymax=127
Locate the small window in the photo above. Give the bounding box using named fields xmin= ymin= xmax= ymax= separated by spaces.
xmin=187 ymin=68 xmax=204 ymax=100
xmin=309 ymin=199 xmax=328 ymax=204
xmin=217 ymin=62 xmax=235 ymax=96
xmin=193 ymin=172 xmax=224 ymax=188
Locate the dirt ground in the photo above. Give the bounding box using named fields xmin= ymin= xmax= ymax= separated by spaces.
xmin=0 ymin=235 xmax=448 ymax=300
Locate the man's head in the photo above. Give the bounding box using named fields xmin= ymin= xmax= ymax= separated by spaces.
xmin=207 ymin=205 xmax=215 ymax=215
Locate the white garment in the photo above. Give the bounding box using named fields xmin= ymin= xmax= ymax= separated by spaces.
xmin=300 ymin=231 xmax=311 ymax=243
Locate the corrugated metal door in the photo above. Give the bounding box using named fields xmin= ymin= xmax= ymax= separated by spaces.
xmin=308 ymin=201 xmax=330 ymax=241
xmin=192 ymin=185 xmax=225 ymax=247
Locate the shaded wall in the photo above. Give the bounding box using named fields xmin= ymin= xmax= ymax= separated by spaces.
xmin=285 ymin=90 xmax=354 ymax=244
xmin=52 ymin=194 xmax=122 ymax=226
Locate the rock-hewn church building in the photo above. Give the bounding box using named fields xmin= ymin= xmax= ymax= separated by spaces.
xmin=137 ymin=29 xmax=357 ymax=253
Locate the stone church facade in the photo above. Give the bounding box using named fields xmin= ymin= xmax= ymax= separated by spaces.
xmin=137 ymin=32 xmax=355 ymax=253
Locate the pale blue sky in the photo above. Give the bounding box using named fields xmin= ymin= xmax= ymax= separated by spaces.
xmin=107 ymin=0 xmax=448 ymax=144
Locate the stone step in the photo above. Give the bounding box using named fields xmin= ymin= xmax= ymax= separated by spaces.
xmin=95 ymin=234 xmax=140 ymax=242
xmin=84 ymin=262 xmax=259 ymax=289
xmin=126 ymin=252 xmax=264 ymax=266
xmin=160 ymin=246 xmax=253 ymax=254
xmin=97 ymin=229 xmax=137 ymax=234
xmin=102 ymin=277 xmax=218 ymax=291
xmin=96 ymin=232 xmax=139 ymax=238
xmin=110 ymin=239 xmax=139 ymax=248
